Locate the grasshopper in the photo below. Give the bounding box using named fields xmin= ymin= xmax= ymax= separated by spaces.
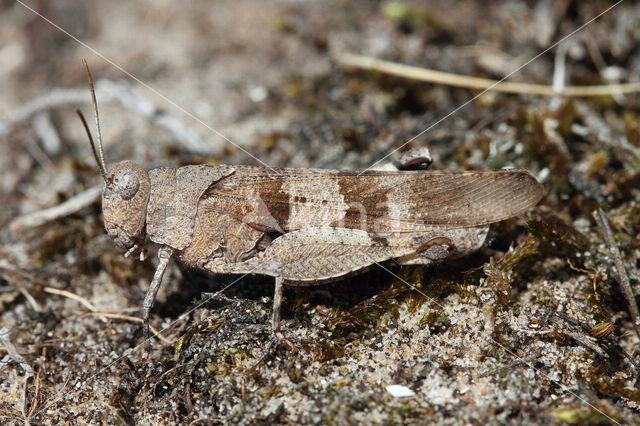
xmin=77 ymin=62 xmax=543 ymax=346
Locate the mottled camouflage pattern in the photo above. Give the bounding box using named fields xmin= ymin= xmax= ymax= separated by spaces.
xmin=97 ymin=155 xmax=542 ymax=343
xmin=80 ymin=61 xmax=543 ymax=345
xmin=103 ymin=162 xmax=542 ymax=280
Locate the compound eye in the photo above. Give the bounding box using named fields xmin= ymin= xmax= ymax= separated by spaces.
xmin=114 ymin=170 xmax=140 ymax=200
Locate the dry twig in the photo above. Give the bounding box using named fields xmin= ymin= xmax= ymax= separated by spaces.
xmin=593 ymin=208 xmax=640 ymax=340
xmin=562 ymin=329 xmax=609 ymax=358
xmin=9 ymin=185 xmax=101 ymax=232
xmin=0 ymin=264 xmax=42 ymax=313
xmin=26 ymin=368 xmax=41 ymax=420
xmin=337 ymin=53 xmax=640 ymax=97
xmin=42 ymin=286 xmax=173 ymax=344
xmin=44 ymin=286 xmax=108 ymax=324
xmin=0 ymin=327 xmax=33 ymax=376
xmin=82 ymin=312 xmax=173 ymax=345
xmin=0 ymin=80 xmax=217 ymax=155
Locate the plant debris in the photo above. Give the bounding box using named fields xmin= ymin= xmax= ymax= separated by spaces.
xmin=1 ymin=1 xmax=639 ymax=424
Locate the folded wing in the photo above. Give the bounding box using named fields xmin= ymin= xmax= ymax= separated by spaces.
xmin=202 ymin=167 xmax=543 ymax=234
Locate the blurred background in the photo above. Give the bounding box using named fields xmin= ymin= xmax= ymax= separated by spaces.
xmin=1 ymin=1 xmax=639 ymax=424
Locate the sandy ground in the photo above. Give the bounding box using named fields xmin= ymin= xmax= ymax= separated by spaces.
xmin=1 ymin=1 xmax=640 ymax=424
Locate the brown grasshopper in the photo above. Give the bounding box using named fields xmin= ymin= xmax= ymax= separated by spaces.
xmin=77 ymin=62 xmax=543 ymax=346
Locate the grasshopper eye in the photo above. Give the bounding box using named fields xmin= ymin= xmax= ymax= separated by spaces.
xmin=114 ymin=169 xmax=140 ymax=200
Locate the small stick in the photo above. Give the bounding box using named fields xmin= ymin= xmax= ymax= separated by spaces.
xmin=33 ymin=112 xmax=62 ymax=155
xmin=593 ymin=208 xmax=640 ymax=340
xmin=188 ymin=417 xmax=225 ymax=426
xmin=0 ymin=327 xmax=33 ymax=376
xmin=337 ymin=53 xmax=640 ymax=97
xmin=23 ymin=133 xmax=55 ymax=170
xmin=43 ymin=287 xmax=108 ymax=324
xmin=26 ymin=367 xmax=41 ymax=420
xmin=478 ymin=348 xmax=544 ymax=377
xmin=562 ymin=329 xmax=609 ymax=358
xmin=0 ymin=83 xmax=215 ymax=155
xmin=83 ymin=312 xmax=173 ymax=345
xmin=43 ymin=287 xmax=173 ymax=344
xmin=9 ymin=185 xmax=102 ymax=232
xmin=0 ymin=266 xmax=42 ymax=313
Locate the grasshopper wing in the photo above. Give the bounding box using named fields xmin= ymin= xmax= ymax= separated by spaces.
xmin=203 ymin=167 xmax=543 ymax=234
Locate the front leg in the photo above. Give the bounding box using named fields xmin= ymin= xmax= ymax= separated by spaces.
xmin=143 ymin=245 xmax=173 ymax=345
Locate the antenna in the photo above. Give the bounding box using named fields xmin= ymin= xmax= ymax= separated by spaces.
xmin=77 ymin=59 xmax=108 ymax=180
xmin=76 ymin=108 xmax=106 ymax=180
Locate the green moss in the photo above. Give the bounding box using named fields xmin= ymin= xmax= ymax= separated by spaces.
xmin=609 ymin=203 xmax=640 ymax=235
xmin=317 ymin=340 xmax=346 ymax=362
xmin=585 ymin=150 xmax=609 ymax=177
xmin=527 ymin=214 xmax=588 ymax=261
xmin=206 ymin=362 xmax=217 ymax=375
xmin=591 ymin=373 xmax=640 ymax=403
xmin=551 ymin=405 xmax=620 ymax=425
xmin=285 ymin=362 xmax=305 ymax=384
xmin=553 ymin=100 xmax=579 ymax=136
xmin=420 ymin=311 xmax=450 ymax=330
xmin=482 ymin=233 xmax=538 ymax=306
xmin=381 ymin=3 xmax=434 ymax=29
xmin=174 ymin=325 xmax=200 ymax=360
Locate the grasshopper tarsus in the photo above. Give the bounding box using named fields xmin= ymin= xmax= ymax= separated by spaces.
xmin=274 ymin=332 xmax=298 ymax=353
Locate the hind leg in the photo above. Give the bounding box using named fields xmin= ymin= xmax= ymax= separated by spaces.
xmin=371 ymin=147 xmax=433 ymax=171
xmin=395 ymin=147 xmax=433 ymax=170
xmin=396 ymin=226 xmax=490 ymax=265
xmin=271 ymin=276 xmax=298 ymax=351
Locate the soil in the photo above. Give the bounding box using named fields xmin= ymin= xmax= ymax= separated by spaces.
xmin=1 ymin=1 xmax=639 ymax=424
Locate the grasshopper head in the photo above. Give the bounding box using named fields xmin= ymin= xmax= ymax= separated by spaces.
xmin=76 ymin=60 xmax=150 ymax=253
xmin=102 ymin=161 xmax=150 ymax=250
